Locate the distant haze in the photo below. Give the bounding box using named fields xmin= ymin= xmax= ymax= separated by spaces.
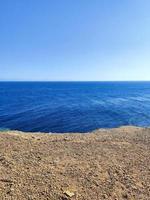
xmin=0 ymin=0 xmax=150 ymax=81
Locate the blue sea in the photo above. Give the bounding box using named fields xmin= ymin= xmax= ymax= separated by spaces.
xmin=0 ymin=81 xmax=150 ymax=133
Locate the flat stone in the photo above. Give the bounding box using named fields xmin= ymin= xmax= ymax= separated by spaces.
xmin=64 ymin=190 xmax=75 ymax=197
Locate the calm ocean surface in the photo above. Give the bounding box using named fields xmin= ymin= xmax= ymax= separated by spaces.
xmin=0 ymin=81 xmax=150 ymax=133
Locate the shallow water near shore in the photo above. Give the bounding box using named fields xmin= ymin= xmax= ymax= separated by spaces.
xmin=0 ymin=81 xmax=150 ymax=133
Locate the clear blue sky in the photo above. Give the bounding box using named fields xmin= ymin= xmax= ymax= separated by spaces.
xmin=0 ymin=0 xmax=150 ymax=81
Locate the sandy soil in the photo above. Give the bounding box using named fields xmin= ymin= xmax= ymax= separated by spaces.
xmin=0 ymin=126 xmax=149 ymax=200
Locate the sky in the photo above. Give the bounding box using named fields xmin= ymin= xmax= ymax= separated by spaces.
xmin=0 ymin=0 xmax=150 ymax=81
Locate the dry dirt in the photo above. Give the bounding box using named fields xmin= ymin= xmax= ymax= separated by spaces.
xmin=0 ymin=126 xmax=149 ymax=200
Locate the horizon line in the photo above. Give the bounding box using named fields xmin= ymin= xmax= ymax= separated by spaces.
xmin=0 ymin=80 xmax=150 ymax=82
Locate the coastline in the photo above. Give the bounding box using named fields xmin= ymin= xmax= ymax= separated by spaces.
xmin=0 ymin=125 xmax=145 ymax=135
xmin=0 ymin=126 xmax=149 ymax=199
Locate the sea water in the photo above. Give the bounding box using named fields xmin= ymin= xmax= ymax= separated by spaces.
xmin=0 ymin=81 xmax=150 ymax=133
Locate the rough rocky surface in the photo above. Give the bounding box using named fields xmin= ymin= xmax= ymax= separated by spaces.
xmin=0 ymin=126 xmax=149 ymax=200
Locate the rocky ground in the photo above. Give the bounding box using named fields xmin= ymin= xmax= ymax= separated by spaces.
xmin=0 ymin=126 xmax=149 ymax=200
